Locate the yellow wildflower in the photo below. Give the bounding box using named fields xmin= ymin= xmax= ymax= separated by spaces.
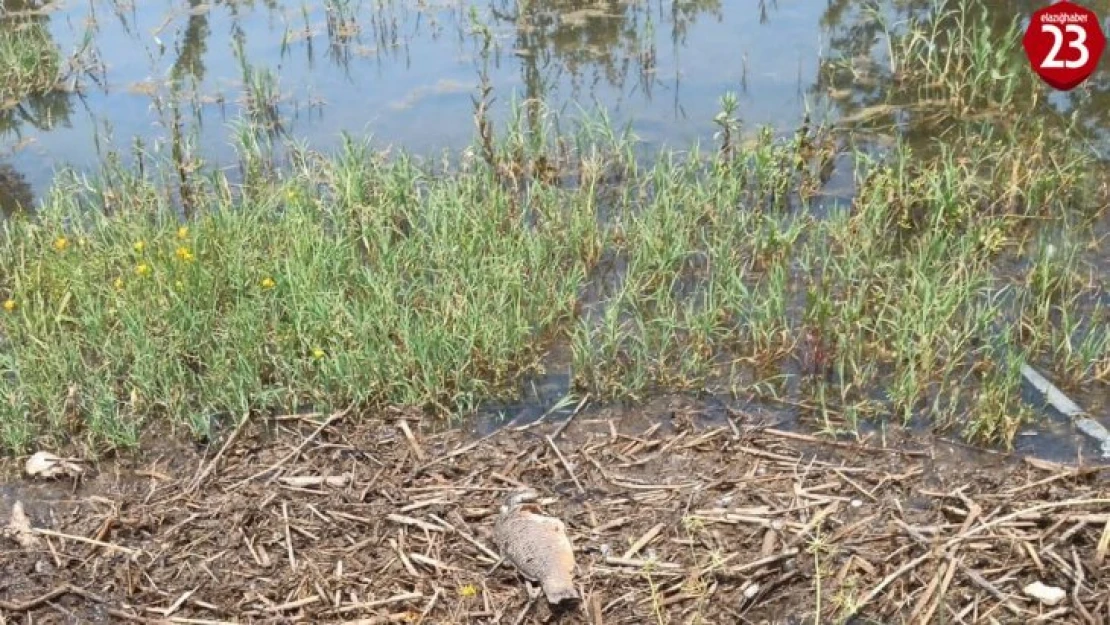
xmin=177 ymin=226 xmax=189 ymax=239
xmin=261 ymin=277 xmax=276 ymax=289
xmin=458 ymin=584 xmax=478 ymax=598
xmin=53 ymin=237 xmax=68 ymax=252
xmin=114 ymin=278 xmax=124 ymax=290
xmin=133 ymin=240 xmax=145 ymax=253
xmin=312 ymin=348 xmax=326 ymax=360
xmin=135 ymin=263 xmax=151 ymax=277
xmin=175 ymin=246 xmax=195 ymax=262
xmin=78 ymin=237 xmax=88 ymax=247
xmin=174 ymin=280 xmax=184 ymax=290
xmin=2 ymin=299 xmax=15 ymax=312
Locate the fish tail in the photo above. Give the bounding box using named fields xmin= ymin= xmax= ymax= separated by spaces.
xmin=542 ymin=579 xmax=580 ymax=605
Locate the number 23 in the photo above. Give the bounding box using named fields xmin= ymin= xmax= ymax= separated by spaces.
xmin=1041 ymin=23 xmax=1090 ymax=69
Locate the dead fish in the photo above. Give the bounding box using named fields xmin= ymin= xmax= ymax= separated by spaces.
xmin=492 ymin=489 xmax=579 ymax=606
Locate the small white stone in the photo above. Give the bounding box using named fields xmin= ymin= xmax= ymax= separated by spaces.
xmin=25 ymin=451 xmax=84 ymax=479
xmin=743 ymin=583 xmax=760 ymax=599
xmin=1023 ymin=581 xmax=1066 ymax=606
xmin=4 ymin=501 xmax=40 ymax=549
xmin=850 ymin=499 xmax=863 ymax=508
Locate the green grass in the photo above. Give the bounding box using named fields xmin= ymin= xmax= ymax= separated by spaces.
xmin=1 ymin=108 xmax=1105 ymax=455
xmin=0 ymin=134 xmax=599 ymax=451
xmin=0 ymin=18 xmax=62 ymax=104
xmin=0 ymin=0 xmax=1107 ymax=455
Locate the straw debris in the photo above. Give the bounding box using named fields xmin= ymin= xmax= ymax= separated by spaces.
xmin=1 ymin=403 xmax=1109 ymax=623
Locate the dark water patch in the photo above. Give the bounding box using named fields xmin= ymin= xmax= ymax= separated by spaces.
xmin=472 ymin=344 xmax=577 ymax=436
xmin=469 ymin=313 xmax=1108 ymax=464
xmin=472 ymin=363 xmax=1110 ymax=467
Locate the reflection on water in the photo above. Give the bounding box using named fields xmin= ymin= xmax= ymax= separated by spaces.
xmin=0 ymin=0 xmax=74 ymax=214
xmin=818 ymin=0 xmax=1110 ymax=147
xmin=4 ymin=0 xmax=817 ymax=201
xmin=0 ymin=162 xmax=32 ymax=214
xmin=1 ymin=0 xmax=1108 ymax=204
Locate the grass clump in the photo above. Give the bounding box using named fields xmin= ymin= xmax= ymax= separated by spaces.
xmin=0 ymin=134 xmax=601 ymax=453
xmin=570 ymin=114 xmax=1104 ymax=445
xmin=1 ymin=102 xmax=1105 ymax=455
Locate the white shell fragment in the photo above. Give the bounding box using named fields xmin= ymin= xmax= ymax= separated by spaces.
xmin=1023 ymin=581 xmax=1066 ymax=606
xmin=277 ymin=475 xmax=351 ymax=488
xmin=4 ymin=501 xmax=40 ymax=548
xmin=25 ymin=451 xmax=85 ymax=479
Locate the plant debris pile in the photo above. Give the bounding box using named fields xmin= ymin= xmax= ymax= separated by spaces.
xmin=2 ymin=399 xmax=1109 ymax=623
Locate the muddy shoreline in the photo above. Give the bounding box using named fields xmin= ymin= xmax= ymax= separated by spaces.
xmin=2 ymin=397 xmax=1109 ymax=623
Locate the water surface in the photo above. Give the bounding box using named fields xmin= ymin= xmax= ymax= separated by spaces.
xmin=5 ymin=0 xmax=1106 ymax=204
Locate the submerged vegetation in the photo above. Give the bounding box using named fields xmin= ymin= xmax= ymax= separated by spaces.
xmin=0 ymin=0 xmax=1107 ymax=455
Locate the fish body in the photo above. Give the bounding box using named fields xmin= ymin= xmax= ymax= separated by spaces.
xmin=493 ymin=492 xmax=579 ymax=605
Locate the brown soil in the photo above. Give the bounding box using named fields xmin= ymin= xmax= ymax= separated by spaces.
xmin=1 ymin=397 xmax=1109 ymax=624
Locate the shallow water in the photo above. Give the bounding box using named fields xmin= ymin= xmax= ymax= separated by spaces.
xmin=473 ymin=371 xmax=1110 ymax=465
xmin=1 ymin=0 xmax=1108 ymax=461
xmin=4 ymin=0 xmax=1108 ymax=203
xmin=2 ymin=0 xmax=824 ymax=201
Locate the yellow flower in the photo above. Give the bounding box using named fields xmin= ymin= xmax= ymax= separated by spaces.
xmin=135 ymin=263 xmax=151 ymax=277
xmin=2 ymin=299 xmax=15 ymax=312
xmin=177 ymin=226 xmax=189 ymax=239
xmin=53 ymin=237 xmax=68 ymax=251
xmin=175 ymin=246 xmax=194 ymax=262
xmin=261 ymin=277 xmax=276 ymax=289
xmin=133 ymin=240 xmax=145 ymax=253
xmin=312 ymin=348 xmax=326 ymax=360
xmin=458 ymin=584 xmax=478 ymax=598
xmin=174 ymin=280 xmax=184 ymax=290
xmin=114 ymin=278 xmax=124 ymax=290
xmin=78 ymin=237 xmax=88 ymax=247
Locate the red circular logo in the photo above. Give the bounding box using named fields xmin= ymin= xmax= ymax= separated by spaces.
xmin=1023 ymin=1 xmax=1106 ymax=91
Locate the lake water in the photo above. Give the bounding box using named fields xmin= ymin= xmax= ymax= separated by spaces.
xmin=4 ymin=0 xmax=1107 ymax=209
